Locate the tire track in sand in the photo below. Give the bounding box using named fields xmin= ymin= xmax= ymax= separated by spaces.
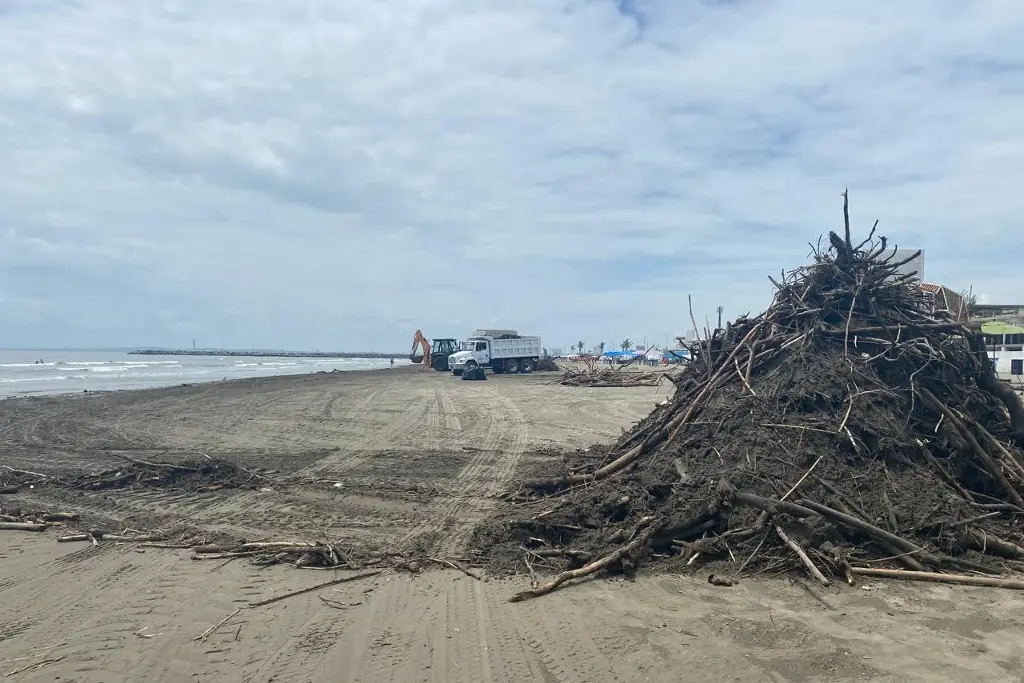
xmin=251 ymin=572 xmax=545 ymax=683
xmin=171 ymin=380 xmax=429 ymax=535
xmin=398 ymin=386 xmax=527 ymax=555
xmin=301 ymin=378 xmax=431 ymax=478
xmin=437 ymin=383 xmax=462 ymax=431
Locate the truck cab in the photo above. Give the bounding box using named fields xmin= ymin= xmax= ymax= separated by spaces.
xmin=449 ymin=339 xmax=490 ymax=375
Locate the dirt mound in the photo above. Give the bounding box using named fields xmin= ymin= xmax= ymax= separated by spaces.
xmin=476 ymin=198 xmax=1024 ymax=599
xmin=64 ymin=457 xmax=257 ymax=492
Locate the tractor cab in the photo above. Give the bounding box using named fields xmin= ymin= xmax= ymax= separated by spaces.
xmin=430 ymin=337 xmax=459 ymax=371
xmin=432 ymin=338 xmax=459 ymax=357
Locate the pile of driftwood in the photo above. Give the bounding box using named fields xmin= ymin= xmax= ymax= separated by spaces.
xmin=0 ymin=464 xmax=48 ymax=495
xmin=480 ymin=197 xmax=1024 ymax=600
xmin=188 ymin=541 xmax=356 ymax=568
xmin=0 ymin=507 xmax=80 ymax=532
xmin=65 ymin=455 xmax=263 ymax=492
xmin=560 ymin=367 xmax=662 ymax=388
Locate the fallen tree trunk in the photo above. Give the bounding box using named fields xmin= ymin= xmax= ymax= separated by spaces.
xmin=0 ymin=522 xmax=47 ymax=531
xmin=509 ymin=517 xmax=656 ymax=602
xmin=850 ymin=567 xmax=1024 ymax=590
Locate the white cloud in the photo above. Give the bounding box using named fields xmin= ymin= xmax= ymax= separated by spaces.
xmin=1 ymin=0 xmax=1022 ymax=350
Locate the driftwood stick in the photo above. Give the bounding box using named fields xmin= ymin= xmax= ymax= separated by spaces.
xmin=0 ymin=464 xmax=48 ymax=478
xmin=916 ymin=441 xmax=976 ymax=502
xmin=193 ymin=608 xmax=241 ymax=641
xmin=526 ymin=549 xmax=593 ymax=562
xmin=781 ymin=455 xmax=824 ymax=501
xmin=974 ymin=421 xmax=1024 ymax=480
xmin=509 ymin=517 xmax=656 ymax=602
xmin=797 ymin=499 xmax=942 ymax=569
xmin=733 ymin=491 xmax=816 ymax=519
xmin=193 ymin=541 xmax=318 ymax=554
xmin=775 ymin=525 xmax=830 ymax=587
xmin=57 ymin=534 xmax=93 ymax=543
xmin=192 ymin=551 xmax=263 ymax=560
xmin=830 ymin=499 xmax=927 ymax=572
xmin=40 ymin=513 xmax=79 ymax=522
xmin=920 ymin=389 xmax=1024 ymax=508
xmin=57 ymin=533 xmax=163 ymax=544
xmin=0 ymin=522 xmax=47 ymax=532
xmin=962 ymin=529 xmax=1024 ymax=560
xmin=249 ymin=570 xmax=382 ymax=608
xmin=3 ymin=654 xmax=66 ymax=677
xmin=428 ymin=557 xmax=482 ymax=580
xmin=522 ymin=553 xmax=539 ymax=588
xmin=811 ymin=475 xmax=873 ymax=522
xmin=850 ymin=567 xmax=1024 ymax=590
xmin=797 ymin=500 xmax=921 ymax=553
xmin=943 ymin=512 xmax=1002 ymax=530
xmin=108 ymin=452 xmax=197 ymax=471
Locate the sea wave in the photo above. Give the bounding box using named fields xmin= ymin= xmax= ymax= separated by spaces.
xmin=233 ymin=361 xmax=299 ymax=367
xmin=1 ymin=375 xmax=78 ymax=383
xmin=0 ymin=362 xmax=58 ymax=368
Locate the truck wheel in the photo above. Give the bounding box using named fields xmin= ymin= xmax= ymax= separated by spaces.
xmin=504 ymin=358 xmax=519 ymax=373
xmin=432 ymin=355 xmax=448 ymax=371
xmin=465 ymin=361 xmax=479 ymax=373
xmin=520 ymin=358 xmax=534 ymax=374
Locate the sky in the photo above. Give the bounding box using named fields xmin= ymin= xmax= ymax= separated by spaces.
xmin=2 ymin=1 xmax=1023 ymax=353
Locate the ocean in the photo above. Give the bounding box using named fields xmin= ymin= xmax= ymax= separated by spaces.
xmin=0 ymin=350 xmax=410 ymax=399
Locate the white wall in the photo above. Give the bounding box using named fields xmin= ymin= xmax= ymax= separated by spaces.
xmin=988 ymin=349 xmax=1024 ymax=375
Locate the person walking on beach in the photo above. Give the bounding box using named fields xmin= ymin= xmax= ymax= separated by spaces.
xmin=390 ymin=357 xmax=394 ymax=368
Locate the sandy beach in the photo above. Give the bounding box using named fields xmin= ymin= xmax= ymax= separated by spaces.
xmin=2 ymin=367 xmax=1022 ymax=682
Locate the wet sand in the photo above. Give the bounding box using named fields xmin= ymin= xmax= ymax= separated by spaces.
xmin=1 ymin=367 xmax=1021 ymax=682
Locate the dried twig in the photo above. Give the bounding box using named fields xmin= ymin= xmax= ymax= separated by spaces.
xmin=775 ymin=525 xmax=830 ymax=587
xmin=249 ymin=570 xmax=382 ymax=608
xmin=509 ymin=517 xmax=656 ymax=602
xmin=194 ymin=608 xmax=241 ymax=641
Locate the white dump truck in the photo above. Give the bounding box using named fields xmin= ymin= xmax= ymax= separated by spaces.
xmin=448 ymin=329 xmax=543 ymax=375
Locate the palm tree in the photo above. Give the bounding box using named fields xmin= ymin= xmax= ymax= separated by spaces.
xmin=598 ymin=341 xmax=606 ymax=355
xmin=716 ymin=305 xmax=724 ymax=330
xmin=620 ymin=339 xmax=632 ymax=351
xmin=577 ymin=340 xmax=585 ymax=354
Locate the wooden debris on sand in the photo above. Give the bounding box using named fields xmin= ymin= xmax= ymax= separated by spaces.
xmin=477 ymin=194 xmax=1024 ymax=600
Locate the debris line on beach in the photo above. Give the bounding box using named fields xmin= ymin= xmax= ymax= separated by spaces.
xmin=560 ymin=367 xmax=662 ymax=388
xmin=477 ymin=194 xmax=1024 ymax=600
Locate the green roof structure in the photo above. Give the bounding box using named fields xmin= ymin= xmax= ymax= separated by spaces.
xmin=980 ymin=321 xmax=1024 ymax=335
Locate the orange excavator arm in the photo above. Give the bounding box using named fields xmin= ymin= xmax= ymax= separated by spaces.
xmin=411 ymin=329 xmax=432 ymax=367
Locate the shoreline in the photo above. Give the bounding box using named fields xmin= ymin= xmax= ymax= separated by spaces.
xmin=1 ymin=362 xmax=422 ymax=403
xmin=128 ymin=348 xmax=405 ymax=359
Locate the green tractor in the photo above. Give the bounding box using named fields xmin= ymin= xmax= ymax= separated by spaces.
xmin=430 ymin=338 xmax=459 ymax=371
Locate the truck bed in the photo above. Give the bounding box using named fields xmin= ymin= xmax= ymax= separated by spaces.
xmin=487 ymin=336 xmax=542 ymax=359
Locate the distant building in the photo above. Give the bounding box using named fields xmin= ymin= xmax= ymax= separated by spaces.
xmin=970 ymin=304 xmax=1024 ymax=320
xmin=965 ymin=302 xmax=1024 ymax=376
xmin=980 ymin=321 xmax=1024 ymax=375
